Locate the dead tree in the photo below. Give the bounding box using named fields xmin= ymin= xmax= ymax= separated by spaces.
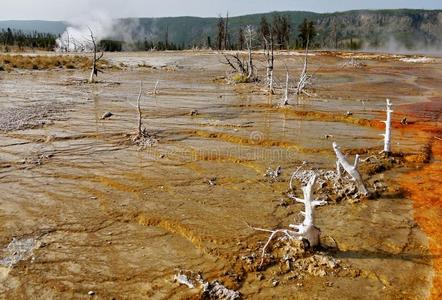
xmin=153 ymin=80 xmax=159 ymax=95
xmin=88 ymin=28 xmax=104 ymax=83
xmin=244 ymin=25 xmax=255 ymax=80
xmin=224 ymin=12 xmax=229 ymax=50
xmin=341 ymin=56 xmax=365 ymax=68
xmin=136 ymin=81 xmax=143 ymax=138
xmin=253 ymin=175 xmax=325 ymax=267
xmin=332 ymin=142 xmax=368 ymax=195
xmin=280 ymin=66 xmax=290 ymax=106
xmin=222 ymin=26 xmax=256 ymax=83
xmin=132 ymin=81 xmax=158 ymax=149
xmin=222 ymin=53 xmax=248 ymax=75
xmin=296 ymin=36 xmax=312 ymax=96
xmin=263 ymin=34 xmax=275 ymax=94
xmin=382 ymin=99 xmax=393 ymax=154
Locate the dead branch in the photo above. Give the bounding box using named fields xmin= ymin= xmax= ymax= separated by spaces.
xmin=222 ymin=53 xmax=247 ymax=75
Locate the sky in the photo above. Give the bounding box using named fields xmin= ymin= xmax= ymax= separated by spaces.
xmin=1 ymin=0 xmax=442 ymax=20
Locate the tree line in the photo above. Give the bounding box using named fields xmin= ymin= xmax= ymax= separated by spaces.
xmin=0 ymin=28 xmax=56 ymax=51
xmin=1 ymin=16 xmax=368 ymax=53
xmin=215 ymin=15 xmax=316 ymax=51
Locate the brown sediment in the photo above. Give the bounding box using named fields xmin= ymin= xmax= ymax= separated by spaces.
xmin=135 ymin=214 xmax=231 ymax=248
xmin=232 ymin=103 xmax=387 ymax=129
xmin=187 ymin=130 xmax=330 ymax=154
xmin=191 ymin=149 xmax=252 ymax=164
xmin=0 ymin=51 xmax=437 ymax=299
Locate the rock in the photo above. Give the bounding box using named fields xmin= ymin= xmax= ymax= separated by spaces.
xmin=189 ymin=110 xmax=199 ymax=116
xmin=401 ymin=117 xmax=408 ymax=125
xmin=173 ymin=273 xmax=195 ymax=289
xmin=264 ymin=166 xmax=282 ymax=180
xmin=88 ymin=291 xmax=96 ymax=296
xmin=202 ymin=281 xmax=241 ymax=300
xmin=101 ymin=112 xmax=113 ymax=120
xmin=207 ymin=177 xmax=217 ymax=186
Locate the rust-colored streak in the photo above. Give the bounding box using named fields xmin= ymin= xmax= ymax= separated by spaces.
xmin=397 ymin=95 xmax=442 ymax=300
xmin=400 ymin=139 xmax=442 ymax=299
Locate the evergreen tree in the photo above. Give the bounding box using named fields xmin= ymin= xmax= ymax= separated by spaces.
xmin=259 ymin=16 xmax=271 ymax=48
xmin=272 ymin=15 xmax=290 ymax=49
xmin=298 ymin=19 xmax=316 ymax=48
xmin=238 ymin=27 xmax=245 ymax=50
xmin=216 ymin=16 xmax=225 ymax=50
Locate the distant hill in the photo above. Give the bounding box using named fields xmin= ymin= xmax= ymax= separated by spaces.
xmin=2 ymin=9 xmax=442 ymax=50
xmin=0 ymin=20 xmax=66 ymax=35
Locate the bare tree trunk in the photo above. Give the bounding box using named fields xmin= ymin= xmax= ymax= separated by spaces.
xmin=264 ymin=34 xmax=274 ymax=94
xmin=153 ymin=80 xmax=159 ymax=95
xmin=289 ymin=175 xmax=325 ymax=247
xmin=332 ymin=142 xmax=368 ymax=195
xmin=224 ymin=12 xmax=229 ymax=50
xmin=382 ymin=99 xmax=393 ymax=154
xmin=296 ymin=35 xmax=311 ymax=96
xmin=88 ymin=28 xmax=104 ymax=84
xmin=281 ymin=68 xmax=289 ymax=105
xmin=245 ymin=26 xmax=254 ymax=80
xmin=137 ymin=81 xmax=143 ymax=137
xmin=253 ymin=175 xmax=326 ymax=266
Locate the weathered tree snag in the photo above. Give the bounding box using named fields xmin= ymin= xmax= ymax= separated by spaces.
xmin=224 ymin=11 xmax=229 ymax=50
xmin=153 ymin=80 xmax=160 ymax=95
xmin=253 ymin=175 xmax=325 ymax=267
xmin=288 ymin=175 xmax=326 ymax=247
xmin=341 ymin=56 xmax=365 ymax=68
xmin=132 ymin=81 xmax=158 ymax=149
xmin=88 ymin=28 xmax=104 ymax=83
xmin=263 ymin=34 xmax=275 ymax=94
xmin=382 ymin=99 xmax=393 ymax=154
xmin=222 ymin=53 xmax=247 ymax=75
xmin=136 ymin=81 xmax=143 ymax=138
xmin=245 ymin=25 xmax=255 ymax=80
xmin=280 ymin=67 xmax=290 ymax=106
xmin=332 ymin=142 xmax=368 ymax=195
xmin=296 ymin=36 xmax=312 ymax=96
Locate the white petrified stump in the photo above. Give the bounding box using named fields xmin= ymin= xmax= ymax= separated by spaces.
xmin=333 ymin=142 xmax=368 ymax=195
xmin=382 ymin=99 xmax=393 ymax=154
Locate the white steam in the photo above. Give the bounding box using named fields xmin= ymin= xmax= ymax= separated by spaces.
xmin=56 ymin=12 xmax=148 ymax=52
xmin=363 ymin=35 xmax=442 ymax=56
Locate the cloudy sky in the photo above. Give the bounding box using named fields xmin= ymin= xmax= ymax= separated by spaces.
xmin=1 ymin=0 xmax=442 ymax=20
